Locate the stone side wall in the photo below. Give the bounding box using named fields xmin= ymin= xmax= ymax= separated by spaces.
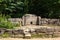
xmin=0 ymin=27 xmax=60 ymax=38
xmin=8 ymin=18 xmax=60 ymax=26
xmin=8 ymin=18 xmax=22 ymax=26
xmin=39 ymin=18 xmax=60 ymax=26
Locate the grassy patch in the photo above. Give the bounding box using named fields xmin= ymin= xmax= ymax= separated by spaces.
xmin=31 ymin=33 xmax=46 ymax=38
xmin=31 ymin=33 xmax=60 ymax=38
xmin=0 ymin=33 xmax=10 ymax=38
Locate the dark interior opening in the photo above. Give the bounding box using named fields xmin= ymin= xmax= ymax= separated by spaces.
xmin=30 ymin=22 xmax=33 ymax=24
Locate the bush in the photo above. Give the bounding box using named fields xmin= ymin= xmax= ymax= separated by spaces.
xmin=0 ymin=14 xmax=17 ymax=29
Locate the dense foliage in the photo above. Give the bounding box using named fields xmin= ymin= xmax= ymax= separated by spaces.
xmin=0 ymin=14 xmax=17 ymax=29
xmin=0 ymin=0 xmax=24 ymax=18
xmin=0 ymin=0 xmax=60 ymax=18
xmin=28 ymin=0 xmax=60 ymax=18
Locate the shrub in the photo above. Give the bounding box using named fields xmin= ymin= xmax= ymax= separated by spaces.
xmin=0 ymin=14 xmax=17 ymax=29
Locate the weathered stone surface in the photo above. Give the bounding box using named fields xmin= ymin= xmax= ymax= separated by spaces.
xmin=8 ymin=14 xmax=60 ymax=26
xmin=5 ymin=29 xmax=13 ymax=34
xmin=0 ymin=28 xmax=6 ymax=35
xmin=0 ymin=27 xmax=60 ymax=38
xmin=22 ymin=28 xmax=31 ymax=38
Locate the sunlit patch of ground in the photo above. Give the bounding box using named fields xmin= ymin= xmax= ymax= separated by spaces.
xmin=0 ymin=37 xmax=60 ymax=40
xmin=15 ymin=25 xmax=60 ymax=30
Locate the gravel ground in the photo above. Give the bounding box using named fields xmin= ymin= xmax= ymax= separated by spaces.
xmin=0 ymin=38 xmax=60 ymax=40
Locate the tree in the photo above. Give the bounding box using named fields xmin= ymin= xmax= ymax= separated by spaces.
xmin=28 ymin=0 xmax=60 ymax=18
xmin=0 ymin=0 xmax=25 ymax=18
xmin=0 ymin=0 xmax=60 ymax=18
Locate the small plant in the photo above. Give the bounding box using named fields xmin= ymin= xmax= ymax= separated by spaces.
xmin=0 ymin=14 xmax=17 ymax=29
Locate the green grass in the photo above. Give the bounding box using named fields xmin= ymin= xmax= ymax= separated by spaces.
xmin=31 ymin=33 xmax=46 ymax=38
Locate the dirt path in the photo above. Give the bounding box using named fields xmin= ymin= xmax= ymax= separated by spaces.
xmin=0 ymin=38 xmax=60 ymax=40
